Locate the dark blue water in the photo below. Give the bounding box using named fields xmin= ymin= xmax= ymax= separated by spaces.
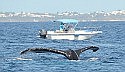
xmin=0 ymin=21 xmax=125 ymax=72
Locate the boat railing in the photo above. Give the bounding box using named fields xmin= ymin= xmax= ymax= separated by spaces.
xmin=75 ymin=26 xmax=102 ymax=31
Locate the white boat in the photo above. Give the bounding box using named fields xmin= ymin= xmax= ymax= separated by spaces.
xmin=39 ymin=19 xmax=102 ymax=40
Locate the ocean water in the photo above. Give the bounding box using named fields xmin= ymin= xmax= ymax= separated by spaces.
xmin=0 ymin=21 xmax=125 ymax=72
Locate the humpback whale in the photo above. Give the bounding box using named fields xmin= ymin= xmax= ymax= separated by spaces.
xmin=20 ymin=46 xmax=99 ymax=60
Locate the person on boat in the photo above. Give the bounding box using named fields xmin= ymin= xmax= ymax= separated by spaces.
xmin=67 ymin=24 xmax=74 ymax=32
xmin=63 ymin=23 xmax=68 ymax=31
xmin=60 ymin=22 xmax=64 ymax=31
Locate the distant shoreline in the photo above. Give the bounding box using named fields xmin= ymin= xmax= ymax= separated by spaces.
xmin=0 ymin=20 xmax=125 ymax=22
xmin=1 ymin=10 xmax=125 ymax=22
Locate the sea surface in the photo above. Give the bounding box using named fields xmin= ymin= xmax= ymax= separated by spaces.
xmin=0 ymin=21 xmax=125 ymax=72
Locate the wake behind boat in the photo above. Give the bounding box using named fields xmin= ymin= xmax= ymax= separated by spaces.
xmin=39 ymin=19 xmax=102 ymax=40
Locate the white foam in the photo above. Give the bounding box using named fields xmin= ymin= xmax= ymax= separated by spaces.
xmin=87 ymin=57 xmax=99 ymax=61
xmin=36 ymin=36 xmax=40 ymax=38
xmin=15 ymin=57 xmax=32 ymax=60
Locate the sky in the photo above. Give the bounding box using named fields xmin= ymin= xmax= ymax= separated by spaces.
xmin=0 ymin=0 xmax=125 ymax=13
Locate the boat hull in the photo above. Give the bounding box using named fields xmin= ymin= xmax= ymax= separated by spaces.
xmin=47 ymin=34 xmax=94 ymax=40
xmin=41 ymin=30 xmax=102 ymax=40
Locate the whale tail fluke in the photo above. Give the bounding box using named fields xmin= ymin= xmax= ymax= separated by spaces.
xmin=20 ymin=46 xmax=99 ymax=60
xmin=75 ymin=46 xmax=99 ymax=56
xmin=89 ymin=46 xmax=99 ymax=52
xmin=20 ymin=48 xmax=30 ymax=55
xmin=20 ymin=48 xmax=66 ymax=55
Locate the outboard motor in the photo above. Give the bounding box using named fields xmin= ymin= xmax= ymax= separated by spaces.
xmin=39 ymin=29 xmax=47 ymax=39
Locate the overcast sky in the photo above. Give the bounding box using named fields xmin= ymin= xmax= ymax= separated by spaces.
xmin=0 ymin=0 xmax=125 ymax=13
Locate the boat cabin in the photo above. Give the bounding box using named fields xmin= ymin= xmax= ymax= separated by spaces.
xmin=55 ymin=19 xmax=78 ymax=33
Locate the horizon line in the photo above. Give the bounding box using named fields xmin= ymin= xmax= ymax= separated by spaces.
xmin=0 ymin=10 xmax=125 ymax=13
